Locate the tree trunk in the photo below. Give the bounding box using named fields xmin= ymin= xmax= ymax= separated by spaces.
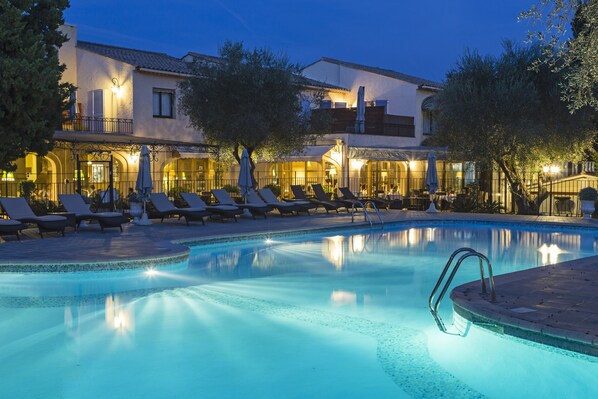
xmin=496 ymin=160 xmax=544 ymax=215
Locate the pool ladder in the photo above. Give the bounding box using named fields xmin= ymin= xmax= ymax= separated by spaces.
xmin=351 ymin=200 xmax=383 ymax=228
xmin=429 ymin=248 xmax=496 ymax=333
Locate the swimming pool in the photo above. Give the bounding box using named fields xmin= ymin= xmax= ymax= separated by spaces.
xmin=1 ymin=223 xmax=597 ymax=398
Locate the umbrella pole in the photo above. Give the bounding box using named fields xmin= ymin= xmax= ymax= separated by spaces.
xmin=137 ymin=198 xmax=152 ymax=225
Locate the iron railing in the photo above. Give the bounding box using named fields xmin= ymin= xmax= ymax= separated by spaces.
xmin=61 ymin=116 xmax=133 ymax=134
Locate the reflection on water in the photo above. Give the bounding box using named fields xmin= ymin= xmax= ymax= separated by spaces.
xmin=538 ymin=243 xmax=564 ymax=265
xmin=1 ymin=226 xmax=596 ymax=305
xmin=105 ymin=294 xmax=134 ymax=334
xmin=203 ymin=227 xmax=592 ymax=291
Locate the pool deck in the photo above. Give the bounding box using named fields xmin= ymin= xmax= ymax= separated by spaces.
xmin=2 ymin=209 xmax=598 ymax=355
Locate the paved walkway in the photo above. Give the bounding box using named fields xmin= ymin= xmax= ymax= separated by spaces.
xmin=3 ymin=208 xmax=598 ymax=354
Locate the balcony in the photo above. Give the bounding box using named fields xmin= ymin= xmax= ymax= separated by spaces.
xmin=61 ymin=116 xmax=133 ymax=134
xmin=314 ymin=106 xmax=415 ymax=137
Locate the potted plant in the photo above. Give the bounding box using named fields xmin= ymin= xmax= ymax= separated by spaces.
xmin=579 ymin=187 xmax=598 ymax=219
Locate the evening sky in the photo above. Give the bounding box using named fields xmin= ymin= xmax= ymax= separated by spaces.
xmin=65 ymin=0 xmax=538 ymax=83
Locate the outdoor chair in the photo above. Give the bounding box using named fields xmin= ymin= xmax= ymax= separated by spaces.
xmin=247 ymin=189 xmax=298 ymax=216
xmin=311 ymin=184 xmax=350 ymax=212
xmin=211 ymin=189 xmax=272 ymax=219
xmin=150 ymin=193 xmax=212 ymax=225
xmin=0 ymin=197 xmax=68 ymax=238
xmin=0 ymin=218 xmax=26 ymax=241
xmin=258 ymin=188 xmax=312 ymax=215
xmin=290 ymin=185 xmax=341 ymax=213
xmin=338 ymin=187 xmax=391 ymax=210
xmin=59 ymin=194 xmax=129 ymax=231
xmin=180 ymin=192 xmax=243 ymax=222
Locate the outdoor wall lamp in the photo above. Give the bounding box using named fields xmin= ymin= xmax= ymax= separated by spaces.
xmin=111 ymin=78 xmax=123 ymax=98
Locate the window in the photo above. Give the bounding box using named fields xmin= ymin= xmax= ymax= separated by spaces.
xmin=423 ymin=111 xmax=436 ymax=135
xmin=319 ymin=100 xmax=332 ymax=109
xmin=334 ymin=102 xmax=347 ymax=109
xmin=153 ymin=89 xmax=174 ymax=118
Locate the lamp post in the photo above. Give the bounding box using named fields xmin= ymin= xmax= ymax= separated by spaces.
xmin=543 ymin=165 xmax=560 ymax=216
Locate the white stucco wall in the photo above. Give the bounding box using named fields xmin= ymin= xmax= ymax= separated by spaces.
xmin=75 ymin=49 xmax=134 ymax=120
xmin=303 ymin=60 xmax=439 ymax=146
xmin=132 ymin=71 xmax=202 ymax=142
xmin=58 ymin=24 xmax=78 ymax=86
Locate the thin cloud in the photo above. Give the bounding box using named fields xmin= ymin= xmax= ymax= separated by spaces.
xmin=210 ymin=0 xmax=251 ymax=31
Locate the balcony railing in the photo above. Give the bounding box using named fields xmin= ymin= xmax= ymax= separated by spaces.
xmin=314 ymin=106 xmax=415 ymax=137
xmin=61 ymin=116 xmax=133 ymax=134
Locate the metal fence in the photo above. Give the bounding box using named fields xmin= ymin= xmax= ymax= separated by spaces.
xmin=1 ymin=173 xmax=596 ymax=217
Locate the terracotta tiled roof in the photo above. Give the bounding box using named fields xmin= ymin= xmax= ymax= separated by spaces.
xmin=306 ymin=57 xmax=443 ymax=89
xmin=77 ymin=41 xmax=191 ymax=74
xmin=76 ymin=41 xmax=349 ymax=91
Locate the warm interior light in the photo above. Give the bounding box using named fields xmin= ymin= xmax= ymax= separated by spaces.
xmin=128 ymin=153 xmax=139 ymax=163
xmin=351 ymin=159 xmax=365 ymax=170
xmin=409 ymin=161 xmax=417 ymax=169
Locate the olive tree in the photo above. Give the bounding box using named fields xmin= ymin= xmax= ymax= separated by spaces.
xmin=431 ymin=41 xmax=596 ymax=214
xmin=178 ymin=41 xmax=325 ymax=184
xmin=521 ymin=0 xmax=598 ymax=111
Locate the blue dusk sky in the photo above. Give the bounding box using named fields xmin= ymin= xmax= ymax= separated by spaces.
xmin=65 ymin=0 xmax=538 ymax=83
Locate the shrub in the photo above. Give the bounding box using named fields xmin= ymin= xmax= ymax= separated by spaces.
xmin=19 ymin=180 xmax=36 ymax=201
xmin=451 ymin=195 xmax=477 ymax=213
xmin=222 ymin=184 xmax=240 ymax=194
xmin=263 ymin=183 xmax=281 ymax=197
xmin=28 ymin=199 xmax=60 ymax=216
xmin=579 ymin=187 xmax=598 ymax=201
xmin=167 ymin=186 xmax=187 ymax=200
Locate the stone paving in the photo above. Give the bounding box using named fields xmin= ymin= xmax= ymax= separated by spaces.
xmin=2 ymin=208 xmax=598 ymax=353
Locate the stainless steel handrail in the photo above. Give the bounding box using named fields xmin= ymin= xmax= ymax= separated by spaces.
xmin=351 ymin=201 xmax=372 ymax=226
xmin=363 ymin=200 xmax=384 ymax=227
xmin=429 ymin=248 xmax=496 ymax=333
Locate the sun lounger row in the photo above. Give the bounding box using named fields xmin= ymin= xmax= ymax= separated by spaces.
xmin=0 ymin=185 xmax=380 ymax=238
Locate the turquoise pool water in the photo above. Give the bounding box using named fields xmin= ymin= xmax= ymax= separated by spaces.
xmin=1 ymin=223 xmax=598 ymax=398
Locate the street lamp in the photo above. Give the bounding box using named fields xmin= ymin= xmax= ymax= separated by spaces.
xmin=543 ymin=165 xmax=560 ymax=216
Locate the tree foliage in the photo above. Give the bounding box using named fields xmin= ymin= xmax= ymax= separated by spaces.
xmin=0 ymin=0 xmax=72 ymax=171
xmin=178 ymin=41 xmax=326 ymax=181
xmin=430 ymin=41 xmax=596 ymax=214
xmin=521 ymin=0 xmax=598 ymax=111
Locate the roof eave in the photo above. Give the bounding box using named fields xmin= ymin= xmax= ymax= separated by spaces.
xmin=135 ymin=66 xmax=192 ymax=78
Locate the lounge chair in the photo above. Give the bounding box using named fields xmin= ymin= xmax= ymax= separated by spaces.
xmin=211 ymin=189 xmax=272 ymax=219
xmin=338 ymin=187 xmax=391 ymax=210
xmin=0 ymin=218 xmax=26 ymax=240
xmin=248 ymin=189 xmax=298 ymax=216
xmin=0 ymin=197 xmax=68 ymax=237
xmin=180 ymin=192 xmax=243 ymax=222
xmin=290 ymin=185 xmax=340 ymax=213
xmin=311 ymin=184 xmax=350 ymax=213
xmin=59 ymin=194 xmax=130 ymax=231
xmin=258 ymin=188 xmax=312 ymax=215
xmin=150 ymin=193 xmax=212 ymax=225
